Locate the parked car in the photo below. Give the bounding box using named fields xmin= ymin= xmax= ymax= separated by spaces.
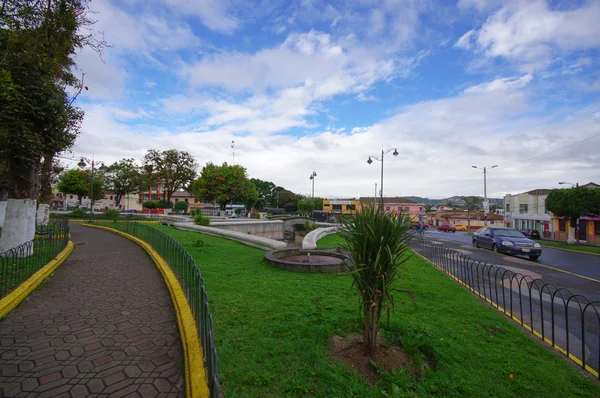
xmin=438 ymin=224 xmax=456 ymax=232
xmin=454 ymin=225 xmax=468 ymax=231
xmin=473 ymin=227 xmax=542 ymax=260
xmin=520 ymin=229 xmax=541 ymax=239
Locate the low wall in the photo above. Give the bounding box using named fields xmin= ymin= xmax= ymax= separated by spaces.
xmin=264 ymin=248 xmax=349 ymax=273
xmin=302 ymin=227 xmax=338 ymax=250
xmin=209 ymin=220 xmax=284 ymax=240
xmin=173 ymin=223 xmax=286 ymax=251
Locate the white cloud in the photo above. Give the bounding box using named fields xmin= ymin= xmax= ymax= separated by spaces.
xmin=74 ymin=76 xmax=600 ymax=198
xmin=160 ymin=0 xmax=239 ymax=34
xmin=456 ymin=1 xmax=600 ymax=70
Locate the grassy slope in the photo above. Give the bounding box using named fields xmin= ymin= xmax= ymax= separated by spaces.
xmin=149 ymin=225 xmax=598 ymax=397
xmin=538 ymin=240 xmax=600 ymax=255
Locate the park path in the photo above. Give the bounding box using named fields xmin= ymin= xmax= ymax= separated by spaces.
xmin=0 ymin=223 xmax=184 ymax=397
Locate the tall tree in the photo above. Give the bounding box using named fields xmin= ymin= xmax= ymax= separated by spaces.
xmin=546 ymin=187 xmax=600 ymax=244
xmin=276 ymin=188 xmax=299 ymax=213
xmin=461 ymin=196 xmax=483 ymax=230
xmin=143 ymin=149 xmax=198 ymax=202
xmin=192 ymin=162 xmax=258 ymax=209
xmin=104 ymin=158 xmax=144 ymax=207
xmin=250 ymin=178 xmax=276 ymax=208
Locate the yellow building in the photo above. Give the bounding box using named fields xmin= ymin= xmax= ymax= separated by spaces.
xmin=322 ymin=199 xmax=361 ymax=214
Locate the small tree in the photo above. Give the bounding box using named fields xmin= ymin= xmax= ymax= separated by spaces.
xmin=57 ymin=169 xmax=88 ymax=205
xmin=461 ymin=196 xmax=483 ymax=230
xmin=546 ymin=187 xmax=600 ymax=244
xmin=156 ymin=199 xmax=173 ymax=209
xmin=174 ymin=201 xmax=188 ymax=214
xmin=339 ymin=205 xmax=414 ymax=358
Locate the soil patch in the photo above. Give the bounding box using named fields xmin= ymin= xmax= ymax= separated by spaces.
xmin=328 ymin=334 xmax=413 ymax=384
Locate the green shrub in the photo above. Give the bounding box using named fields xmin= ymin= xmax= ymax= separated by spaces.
xmin=156 ymin=199 xmax=173 ymax=209
xmin=142 ymin=200 xmax=156 ymax=209
xmin=304 ymin=219 xmax=318 ymax=232
xmin=174 ymin=201 xmax=189 ymax=213
xmin=194 ymin=214 xmax=210 ymax=226
xmin=66 ymin=208 xmax=87 ymax=218
xmin=103 ymin=209 xmax=120 ymax=218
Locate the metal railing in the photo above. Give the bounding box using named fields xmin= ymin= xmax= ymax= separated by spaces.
xmin=410 ymin=237 xmax=600 ymax=378
xmin=0 ymin=219 xmax=70 ymax=299
xmin=92 ymin=221 xmax=220 ymax=397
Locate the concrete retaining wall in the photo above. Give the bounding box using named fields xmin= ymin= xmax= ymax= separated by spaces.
xmin=302 ymin=227 xmax=338 ymax=250
xmin=208 ymin=220 xmax=284 ymax=240
xmin=173 ymin=223 xmax=287 ymax=251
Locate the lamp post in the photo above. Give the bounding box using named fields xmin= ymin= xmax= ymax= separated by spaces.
xmin=367 ymin=147 xmax=399 ymax=209
xmin=78 ymin=157 xmax=106 ymax=219
xmin=559 ymin=181 xmax=579 ymax=188
xmin=309 ymin=171 xmax=317 ymax=210
xmin=472 ymin=164 xmax=497 ymax=226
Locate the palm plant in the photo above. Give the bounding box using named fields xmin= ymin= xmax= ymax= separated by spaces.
xmin=339 ymin=204 xmax=414 ymax=358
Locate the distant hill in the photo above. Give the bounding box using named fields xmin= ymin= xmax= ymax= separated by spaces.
xmin=404 ymin=196 xmax=503 ymax=206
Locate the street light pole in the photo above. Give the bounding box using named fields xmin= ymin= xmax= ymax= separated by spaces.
xmin=78 ymin=156 xmax=106 ymax=220
xmin=559 ymin=181 xmax=579 ymax=188
xmin=472 ymin=164 xmax=497 ymax=226
xmin=309 ymin=171 xmax=317 ymax=209
xmin=368 ymin=147 xmax=399 ymax=209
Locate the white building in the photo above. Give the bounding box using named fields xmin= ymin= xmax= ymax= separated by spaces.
xmin=503 ymin=189 xmax=553 ymax=236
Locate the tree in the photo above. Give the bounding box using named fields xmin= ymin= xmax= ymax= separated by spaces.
xmin=297 ymin=198 xmax=314 ymax=216
xmin=57 ymin=169 xmax=87 ymax=205
xmin=276 ymin=188 xmax=299 ymax=212
xmin=173 ymin=201 xmax=188 ymax=213
xmin=142 ymin=200 xmax=156 ymax=209
xmin=546 ymin=187 xmax=600 ymax=244
xmin=143 ymin=149 xmax=198 ymax=202
xmin=104 ymin=159 xmax=144 ymax=207
xmin=461 ymin=196 xmax=483 ymax=230
xmin=424 ymin=204 xmax=434 ymax=213
xmin=339 ymin=205 xmax=413 ymax=358
xmin=250 ymin=178 xmax=276 ymax=208
xmin=191 ymin=162 xmax=258 ymax=209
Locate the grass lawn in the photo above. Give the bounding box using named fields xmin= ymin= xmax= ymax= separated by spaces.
xmin=141 ymin=225 xmax=600 ymax=397
xmin=538 ymin=239 xmax=600 ymax=255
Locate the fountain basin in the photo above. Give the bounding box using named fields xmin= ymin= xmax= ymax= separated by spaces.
xmin=264 ymin=248 xmax=350 ymax=273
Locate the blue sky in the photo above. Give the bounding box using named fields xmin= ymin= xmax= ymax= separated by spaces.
xmin=71 ymin=0 xmax=600 ymax=199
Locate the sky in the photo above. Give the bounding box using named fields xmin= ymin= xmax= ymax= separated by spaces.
xmin=70 ymin=0 xmax=600 ymax=199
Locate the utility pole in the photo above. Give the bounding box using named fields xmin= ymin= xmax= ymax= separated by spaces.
xmin=472 ymin=165 xmax=497 ymax=226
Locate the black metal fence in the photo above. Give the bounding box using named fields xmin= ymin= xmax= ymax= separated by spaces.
xmin=0 ymin=218 xmax=70 ymax=299
xmin=91 ymin=221 xmax=220 ymax=397
xmin=410 ymin=237 xmax=600 ymax=379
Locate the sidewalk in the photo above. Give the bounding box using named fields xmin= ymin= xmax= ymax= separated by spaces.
xmin=0 ymin=223 xmax=184 ymax=397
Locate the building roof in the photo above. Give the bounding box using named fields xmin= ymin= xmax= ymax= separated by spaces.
xmin=525 ymin=189 xmax=552 ymax=195
xmin=359 ymin=196 xmax=416 ymax=204
xmin=171 ymin=190 xmax=194 ymax=198
xmin=582 ymin=182 xmax=600 ymax=188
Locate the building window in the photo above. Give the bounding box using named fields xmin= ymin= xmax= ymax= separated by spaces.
xmin=332 ymin=204 xmax=342 ymax=211
xmin=519 ymin=204 xmax=528 ymax=214
xmin=419 ymin=207 xmax=423 ymax=212
xmin=559 ymin=219 xmax=566 ymax=232
xmin=70 ymin=195 xmax=73 ymax=199
xmin=397 ymin=206 xmax=402 ymax=211
xmin=506 ymin=204 xmax=510 ymax=212
xmin=110 ymin=195 xmax=113 ymax=200
xmin=385 ymin=206 xmax=390 ymax=211
xmin=405 ymin=207 xmax=410 ymax=212
xmin=346 ymin=204 xmax=356 ymax=211
xmin=185 ymin=199 xmax=189 ymax=203
xmin=595 ymin=221 xmax=600 ymax=235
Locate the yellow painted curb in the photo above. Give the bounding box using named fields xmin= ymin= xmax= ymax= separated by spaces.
xmin=84 ymin=224 xmax=209 ymax=398
xmin=410 ymin=246 xmax=599 ymax=379
xmin=0 ymin=241 xmax=74 ymax=318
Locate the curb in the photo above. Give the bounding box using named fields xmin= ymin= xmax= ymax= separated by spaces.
xmin=83 ymin=224 xmax=209 ymax=398
xmin=540 ymin=244 xmax=600 ymax=257
xmin=66 ymin=219 xmax=159 ymax=223
xmin=0 ymin=241 xmax=74 ymax=318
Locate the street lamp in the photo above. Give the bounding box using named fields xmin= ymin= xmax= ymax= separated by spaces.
xmin=559 ymin=181 xmax=579 ymax=187
xmin=367 ymin=147 xmax=398 ymax=208
xmin=472 ymin=164 xmax=497 ymax=225
xmin=78 ymin=157 xmax=107 ymax=218
xmin=309 ymin=171 xmax=317 ymax=209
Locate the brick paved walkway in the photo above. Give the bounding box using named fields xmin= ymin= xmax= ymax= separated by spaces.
xmin=0 ymin=223 xmax=184 ymax=397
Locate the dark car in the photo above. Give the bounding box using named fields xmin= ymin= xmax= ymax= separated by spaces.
xmin=520 ymin=229 xmax=541 ymax=239
xmin=473 ymin=227 xmax=542 ymax=260
xmin=438 ymin=224 xmax=456 ymax=232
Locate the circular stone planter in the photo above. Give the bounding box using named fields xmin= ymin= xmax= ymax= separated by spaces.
xmin=264 ymin=248 xmax=350 ymax=273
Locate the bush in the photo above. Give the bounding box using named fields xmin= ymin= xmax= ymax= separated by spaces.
xmin=194 ymin=214 xmax=210 ymax=226
xmin=156 ymin=199 xmax=173 ymax=209
xmin=66 ymin=208 xmax=87 ymax=218
xmin=174 ymin=201 xmax=189 ymax=213
xmin=304 ymin=220 xmax=318 ymax=232
xmin=103 ymin=209 xmax=120 ymax=218
xmin=143 ymin=200 xmax=156 ymax=209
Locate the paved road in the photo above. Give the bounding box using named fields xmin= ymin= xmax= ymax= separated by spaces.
xmin=0 ymin=224 xmax=184 ymax=397
xmin=425 ymin=229 xmax=600 ymax=300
